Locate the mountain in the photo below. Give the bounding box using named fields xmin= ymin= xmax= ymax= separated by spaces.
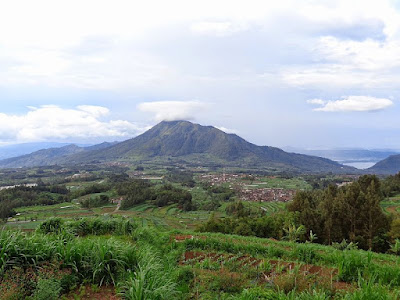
xmin=0 ymin=142 xmax=117 ymax=168
xmin=60 ymin=120 xmax=356 ymax=174
xmin=0 ymin=121 xmax=358 ymax=173
xmin=367 ymin=155 xmax=400 ymax=175
xmin=0 ymin=142 xmax=88 ymax=160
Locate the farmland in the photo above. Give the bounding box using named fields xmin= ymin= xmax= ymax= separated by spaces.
xmin=1 ymin=168 xmax=400 ymax=299
xmin=1 ymin=217 xmax=400 ymax=299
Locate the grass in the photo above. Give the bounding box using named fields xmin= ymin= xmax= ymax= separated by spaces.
xmin=382 ymin=194 xmax=400 ymax=215
xmin=2 ymin=218 xmax=400 ymax=299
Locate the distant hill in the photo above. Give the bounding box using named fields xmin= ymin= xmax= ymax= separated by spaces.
xmin=59 ymin=120 xmax=356 ymax=174
xmin=367 ymin=155 xmax=400 ymax=175
xmin=0 ymin=142 xmax=117 ymax=168
xmin=0 ymin=142 xmax=89 ymax=160
xmin=285 ymin=148 xmax=399 ymax=169
xmin=0 ymin=121 xmax=358 ymax=173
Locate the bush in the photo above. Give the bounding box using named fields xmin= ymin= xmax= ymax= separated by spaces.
xmin=176 ymin=267 xmax=195 ymax=284
xmin=33 ymin=278 xmax=61 ymax=300
xmin=38 ymin=217 xmax=136 ymax=236
xmin=38 ymin=218 xmax=64 ymax=234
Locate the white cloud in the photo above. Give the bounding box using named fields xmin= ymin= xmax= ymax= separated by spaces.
xmin=307 ymin=99 xmax=325 ymax=105
xmin=137 ymin=101 xmax=208 ymax=122
xmin=317 ymin=36 xmax=400 ymax=71
xmin=191 ymin=21 xmax=247 ymax=36
xmin=0 ymin=105 xmax=145 ymax=142
xmin=308 ymin=96 xmax=393 ymax=112
xmin=282 ymin=34 xmax=400 ymax=89
xmin=216 ymin=126 xmax=238 ymax=134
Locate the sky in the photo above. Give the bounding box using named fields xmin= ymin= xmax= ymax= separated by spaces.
xmin=1 ymin=0 xmax=400 ymax=149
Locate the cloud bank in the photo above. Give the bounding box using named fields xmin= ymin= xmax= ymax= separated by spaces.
xmin=0 ymin=105 xmax=144 ymax=143
xmin=137 ymin=101 xmax=208 ymax=122
xmin=308 ymin=96 xmax=393 ymax=112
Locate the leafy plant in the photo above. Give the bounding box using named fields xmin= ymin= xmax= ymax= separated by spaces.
xmin=283 ymin=223 xmax=306 ymax=242
xmin=33 ymin=278 xmax=62 ymax=300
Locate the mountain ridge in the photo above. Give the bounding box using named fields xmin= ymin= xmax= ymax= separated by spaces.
xmin=368 ymin=154 xmax=400 ymax=174
xmin=0 ymin=121 xmax=358 ymax=173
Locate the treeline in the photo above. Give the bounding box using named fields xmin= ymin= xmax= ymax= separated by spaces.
xmin=381 ymin=172 xmax=400 ymax=197
xmin=288 ymin=175 xmax=390 ymax=251
xmin=69 ymin=183 xmax=111 ymax=199
xmin=80 ymin=195 xmax=110 ymax=209
xmin=197 ymin=182 xmax=236 ymax=211
xmin=117 ymin=179 xmax=193 ymax=211
xmin=198 ymin=211 xmax=291 ymax=239
xmin=165 ymin=169 xmax=195 ymax=187
xmin=199 ymin=175 xmax=399 ymax=253
xmin=0 ymin=184 xmax=70 ymax=220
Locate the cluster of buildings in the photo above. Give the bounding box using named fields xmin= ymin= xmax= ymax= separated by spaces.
xmin=199 ymin=173 xmax=296 ymax=202
xmin=65 ymin=172 xmax=92 ymax=180
xmin=238 ymin=188 xmax=296 ymax=202
xmin=0 ymin=183 xmax=38 ymax=191
xmin=199 ymin=173 xmax=248 ymax=185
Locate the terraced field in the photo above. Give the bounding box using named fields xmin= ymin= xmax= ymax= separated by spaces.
xmin=382 ymin=194 xmax=400 ymax=215
xmin=173 ymin=232 xmax=400 ymax=298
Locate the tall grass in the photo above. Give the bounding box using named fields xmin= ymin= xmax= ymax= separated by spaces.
xmin=118 ymin=245 xmax=179 ymax=300
xmin=0 ymin=229 xmax=137 ymax=285
xmin=37 ymin=216 xmax=137 ymax=236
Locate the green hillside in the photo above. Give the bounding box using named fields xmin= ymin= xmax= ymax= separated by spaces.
xmin=64 ymin=121 xmax=357 ymax=174
xmin=368 ymin=154 xmax=400 ymax=174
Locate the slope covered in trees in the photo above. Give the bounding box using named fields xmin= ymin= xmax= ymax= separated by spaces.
xmin=0 ymin=121 xmax=358 ymax=174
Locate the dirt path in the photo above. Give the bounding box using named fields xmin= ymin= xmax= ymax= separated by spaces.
xmin=113 ymin=200 xmax=121 ymax=213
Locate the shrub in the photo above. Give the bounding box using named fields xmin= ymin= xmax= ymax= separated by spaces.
xmin=33 ymin=278 xmax=61 ymax=300
xmin=176 ymin=266 xmax=195 ymax=284
xmin=38 ymin=218 xmax=64 ymax=234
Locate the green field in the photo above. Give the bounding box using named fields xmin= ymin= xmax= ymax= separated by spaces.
xmin=382 ymin=194 xmax=400 ymax=214
xmin=2 ymin=218 xmax=400 ymax=299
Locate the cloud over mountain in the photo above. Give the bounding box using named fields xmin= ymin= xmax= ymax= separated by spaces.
xmin=137 ymin=101 xmax=208 ymax=122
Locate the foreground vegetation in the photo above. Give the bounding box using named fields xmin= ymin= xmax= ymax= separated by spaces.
xmin=2 ymin=166 xmax=400 ymax=298
xmin=1 ymin=217 xmax=400 ymax=299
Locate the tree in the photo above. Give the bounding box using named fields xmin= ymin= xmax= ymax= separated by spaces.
xmin=362 ymin=178 xmax=389 ymax=249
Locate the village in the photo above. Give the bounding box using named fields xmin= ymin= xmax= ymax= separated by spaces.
xmin=199 ymin=173 xmax=297 ymax=202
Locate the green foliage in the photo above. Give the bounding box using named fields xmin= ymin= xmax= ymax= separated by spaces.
xmin=292 ymin=244 xmax=318 ymax=264
xmin=176 ymin=266 xmax=195 ymax=284
xmin=70 ymin=183 xmax=111 ymax=199
xmin=80 ymin=194 xmax=110 ymax=208
xmin=119 ymin=179 xmax=154 ymax=208
xmin=198 ymin=212 xmax=293 ymax=240
xmin=165 ymin=169 xmax=195 ymax=187
xmin=332 ymin=239 xmax=359 ymax=251
xmin=283 ymin=223 xmax=306 ymax=242
xmin=344 ymin=276 xmax=399 ymax=300
xmin=118 ymin=245 xmax=179 ymax=300
xmin=33 ymin=278 xmax=62 ymax=300
xmin=390 ymin=239 xmax=400 ymax=254
xmin=389 ymin=218 xmax=400 ymax=240
xmin=155 ymin=184 xmax=193 ymax=211
xmin=38 ymin=217 xmax=64 ymax=234
xmin=337 ymin=252 xmax=372 ymax=282
xmin=289 ymin=175 xmax=390 ymax=251
xmin=38 ymin=217 xmax=136 ymax=236
xmin=0 ymin=183 xmax=70 ymax=219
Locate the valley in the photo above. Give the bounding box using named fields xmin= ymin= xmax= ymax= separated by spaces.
xmin=1 ymin=122 xmax=400 ymax=299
